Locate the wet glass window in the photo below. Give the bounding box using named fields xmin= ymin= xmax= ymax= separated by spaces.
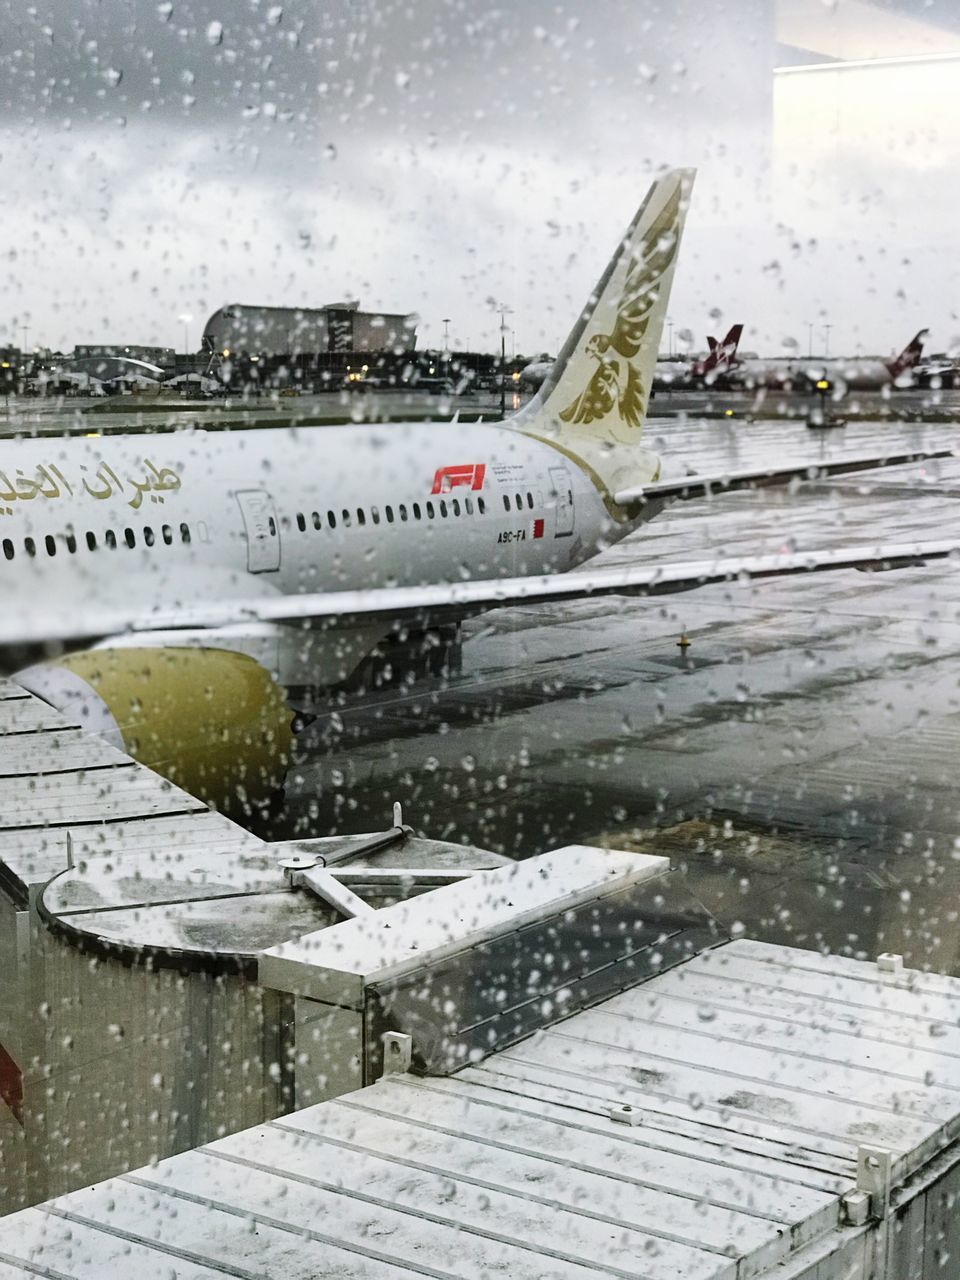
xmin=179 ymin=524 xmax=191 ymax=544
xmin=124 ymin=528 xmax=136 ymax=548
xmin=2 ymin=539 xmax=12 ymax=560
xmin=327 ymin=510 xmax=337 ymax=529
xmin=105 ymin=530 xmax=117 ymax=550
xmin=385 ymin=506 xmax=394 ymax=523
xmin=86 ymin=532 xmax=97 ymax=551
xmin=23 ymin=538 xmax=35 ymax=557
xmin=161 ymin=525 xmax=173 ymax=545
xmin=44 ymin=535 xmax=56 ymax=557
xmin=426 ymin=501 xmax=435 ymax=519
xmin=371 ymin=506 xmax=381 ymax=525
xmin=143 ymin=527 xmax=155 ymax=547
xmin=65 ymin=534 xmax=77 ymax=554
xmin=296 ymin=513 xmax=306 ymax=532
xmin=398 ymin=504 xmax=408 ymax=522
xmin=357 ymin=508 xmax=366 ymax=526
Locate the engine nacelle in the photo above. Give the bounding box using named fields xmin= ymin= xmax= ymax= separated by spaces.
xmin=19 ymin=646 xmax=293 ymax=816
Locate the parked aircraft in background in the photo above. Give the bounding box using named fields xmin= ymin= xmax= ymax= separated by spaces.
xmin=522 ymin=322 xmax=744 ymax=392
xmin=5 ymin=170 xmax=958 ymax=817
xmin=728 ymin=329 xmax=929 ymax=393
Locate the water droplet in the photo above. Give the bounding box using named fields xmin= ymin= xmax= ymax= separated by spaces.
xmin=206 ymin=20 xmax=223 ymax=45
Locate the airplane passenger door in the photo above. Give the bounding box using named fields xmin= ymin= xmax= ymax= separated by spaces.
xmin=236 ymin=489 xmax=281 ymax=573
xmin=549 ymin=466 xmax=575 ymax=538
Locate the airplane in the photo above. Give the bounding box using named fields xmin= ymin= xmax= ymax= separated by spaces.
xmin=727 ymin=330 xmax=929 ymax=393
xmin=3 ymin=167 xmax=958 ymax=818
xmin=654 ymin=323 xmax=744 ymax=389
xmin=523 ymin=323 xmax=744 ymax=393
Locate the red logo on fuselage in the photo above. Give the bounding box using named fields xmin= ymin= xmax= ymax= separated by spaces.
xmin=431 ymin=463 xmax=486 ymax=494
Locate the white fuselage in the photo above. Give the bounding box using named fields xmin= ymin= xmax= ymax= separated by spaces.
xmin=728 ymin=357 xmax=898 ymax=392
xmin=3 ymin=420 xmax=633 ymax=685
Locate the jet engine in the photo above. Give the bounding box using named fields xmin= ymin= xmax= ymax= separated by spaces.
xmin=19 ymin=646 xmax=293 ymax=816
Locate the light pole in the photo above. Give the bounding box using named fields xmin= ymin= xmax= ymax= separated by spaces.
xmin=807 ymin=322 xmax=813 ymax=358
xmin=667 ymin=320 xmax=674 ymax=357
xmin=178 ymin=313 xmax=193 ymax=368
xmin=822 ymin=323 xmax=833 ymax=359
xmin=498 ymin=305 xmax=511 ymax=419
xmin=20 ymin=324 xmax=29 ymax=355
xmin=442 ymin=318 xmax=451 ymax=377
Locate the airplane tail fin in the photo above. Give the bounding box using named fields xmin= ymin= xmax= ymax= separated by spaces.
xmin=512 ymin=169 xmax=695 ymax=504
xmin=693 ymin=322 xmax=743 ymax=378
xmin=888 ymin=328 xmax=928 ymax=377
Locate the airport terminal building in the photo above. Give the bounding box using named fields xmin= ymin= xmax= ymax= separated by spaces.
xmin=202 ymin=301 xmax=417 ymax=357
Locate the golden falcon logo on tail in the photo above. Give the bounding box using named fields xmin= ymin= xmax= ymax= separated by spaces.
xmin=559 ymin=183 xmax=682 ymax=429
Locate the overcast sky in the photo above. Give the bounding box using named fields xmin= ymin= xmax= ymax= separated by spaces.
xmin=1 ymin=0 xmax=958 ymax=357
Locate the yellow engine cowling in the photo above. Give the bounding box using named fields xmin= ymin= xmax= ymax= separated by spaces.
xmin=20 ymin=646 xmax=293 ymax=816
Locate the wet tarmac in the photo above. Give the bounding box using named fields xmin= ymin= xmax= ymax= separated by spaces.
xmin=260 ymin=409 xmax=960 ymax=975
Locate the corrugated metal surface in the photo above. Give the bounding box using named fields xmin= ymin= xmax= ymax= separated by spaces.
xmin=1 ymin=938 xmax=957 ymax=1276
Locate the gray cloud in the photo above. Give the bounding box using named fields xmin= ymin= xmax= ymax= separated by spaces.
xmin=1 ymin=1 xmax=957 ymax=356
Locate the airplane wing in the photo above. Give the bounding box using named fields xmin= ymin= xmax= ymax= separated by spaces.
xmin=7 ymin=538 xmax=959 ymax=654
xmin=613 ymin=444 xmax=959 ymax=506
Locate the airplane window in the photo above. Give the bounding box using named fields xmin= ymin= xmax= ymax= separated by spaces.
xmin=526 ymin=492 xmax=534 ymax=509
xmin=124 ymin=529 xmax=136 ymax=548
xmin=426 ymin=501 xmax=435 ymax=519
xmin=86 ymin=532 xmax=97 ymax=551
xmin=24 ymin=537 xmax=35 ymax=557
xmin=412 ymin=503 xmax=421 ymax=520
xmin=342 ymin=509 xmax=352 ymax=527
xmin=143 ymin=527 xmax=155 ymax=547
xmin=161 ymin=526 xmax=173 ymax=545
xmin=465 ymin=498 xmax=474 ymax=514
xmin=515 ymin=494 xmax=523 ymax=511
xmin=44 ymin=536 xmax=56 ymax=557
xmin=568 ymin=489 xmax=573 ymax=503
xmin=452 ymin=499 xmax=461 ymax=516
xmin=65 ymin=534 xmax=77 ymax=554
xmin=328 ymin=510 xmax=337 ymax=529
xmin=478 ymin=497 xmax=486 ymax=515
xmin=267 ymin=517 xmax=277 ymax=536
xmin=312 ymin=512 xmax=322 ymax=530
xmin=439 ymin=500 xmax=448 ymax=517
xmin=399 ymin=504 xmax=408 ymax=521
xmin=503 ymin=495 xmax=511 ymax=512
xmin=105 ymin=530 xmax=117 ymax=550
xmin=180 ymin=523 xmax=191 ymax=544
xmin=2 ymin=539 xmax=12 ymax=560
xmin=385 ymin=506 xmax=394 ymax=523
xmin=357 ymin=508 xmax=366 ymax=526
xmin=296 ymin=513 xmax=306 ymax=532
xmin=371 ymin=506 xmax=381 ymax=525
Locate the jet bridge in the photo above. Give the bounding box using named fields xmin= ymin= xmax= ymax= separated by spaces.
xmin=1 ymin=851 xmax=958 ymax=1278
xmin=0 ymin=676 xmax=508 ymax=1212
